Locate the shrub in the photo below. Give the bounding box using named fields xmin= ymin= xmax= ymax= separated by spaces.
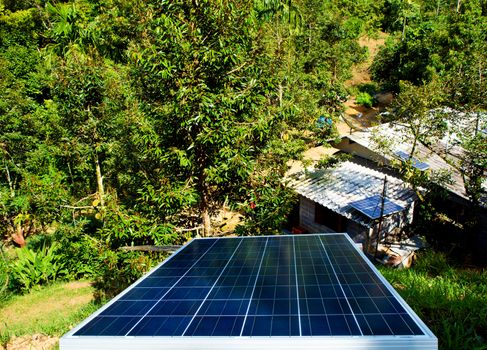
xmin=356 ymin=92 xmax=374 ymax=108
xmin=9 ymin=243 xmax=66 ymax=292
xmin=236 ymin=175 xmax=297 ymax=236
xmin=91 ymin=240 xmax=164 ymax=300
xmin=357 ymin=82 xmax=378 ymax=96
xmin=0 ymin=245 xmax=10 ymax=301
xmin=52 ymin=223 xmax=100 ymax=280
xmin=315 ymin=153 xmax=353 ymax=169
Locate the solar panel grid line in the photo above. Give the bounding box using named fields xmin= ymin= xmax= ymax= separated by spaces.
xmin=297 ymin=236 xmax=332 ymax=336
xmin=254 ymin=238 xmax=293 ymax=335
xmin=324 ymin=239 xmax=392 ymax=336
xmin=340 ymin=233 xmax=436 ymax=338
xmin=395 ymin=150 xmax=430 ymax=171
xmin=67 ymin=239 xmax=217 ymax=337
xmin=292 ymin=236 xmax=303 ymax=336
xmin=317 ymin=236 xmax=364 ymax=336
xmin=335 ymin=250 xmax=404 ymax=337
xmin=122 ymin=238 xmax=220 ymax=336
xmin=351 ymin=196 xmax=380 ymax=218
xmin=181 ymin=238 xmax=244 ymax=336
xmin=239 ymin=237 xmax=269 ymax=336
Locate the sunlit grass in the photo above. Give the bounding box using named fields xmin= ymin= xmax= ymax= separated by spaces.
xmin=379 ymin=250 xmax=487 ymax=350
xmin=0 ymin=281 xmax=99 ymax=347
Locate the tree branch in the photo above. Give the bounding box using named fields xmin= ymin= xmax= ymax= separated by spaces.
xmin=60 ymin=205 xmax=94 ymax=210
xmin=227 ymin=62 xmax=248 ymax=76
xmin=119 ymin=245 xmax=182 ymax=252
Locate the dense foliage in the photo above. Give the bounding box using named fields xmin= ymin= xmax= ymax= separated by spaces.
xmin=0 ymin=0 xmax=376 ymax=295
xmin=0 ymin=0 xmax=485 ymax=299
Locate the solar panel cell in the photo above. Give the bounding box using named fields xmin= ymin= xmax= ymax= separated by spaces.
xmin=120 ymin=287 xmax=169 ymax=300
xmin=187 ymin=316 xmax=245 ymax=336
xmin=75 ymin=316 xmax=140 ymax=336
xmin=383 ymin=314 xmax=415 ymax=335
xmin=101 ymin=300 xmax=155 ymax=316
xmin=328 ymin=314 xmax=361 ymax=335
xmin=129 ymin=316 xmax=191 ymax=336
xmin=148 ymin=300 xmax=201 ymax=316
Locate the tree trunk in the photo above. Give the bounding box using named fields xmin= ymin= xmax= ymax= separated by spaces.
xmin=4 ymin=165 xmax=15 ymax=197
xmin=201 ymin=192 xmax=212 ymax=237
xmin=410 ymin=129 xmax=419 ymax=157
xmin=402 ymin=16 xmax=407 ymax=40
xmin=456 ymin=0 xmax=461 ymax=12
xmin=278 ymin=83 xmax=283 ymax=107
xmin=94 ymin=152 xmax=105 ymax=208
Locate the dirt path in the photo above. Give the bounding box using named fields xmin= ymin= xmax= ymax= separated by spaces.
xmin=336 ymin=32 xmax=390 ymax=135
xmin=345 ymin=33 xmax=387 ymax=88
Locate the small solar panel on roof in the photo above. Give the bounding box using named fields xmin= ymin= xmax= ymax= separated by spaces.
xmin=349 ymin=194 xmax=404 ymax=219
xmin=61 ymin=234 xmax=437 ymax=350
xmin=395 ymin=150 xmax=430 ymax=171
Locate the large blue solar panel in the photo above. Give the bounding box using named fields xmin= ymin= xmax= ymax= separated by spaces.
xmin=61 ymin=234 xmax=437 ymax=350
xmin=395 ymin=150 xmax=430 ymax=171
xmin=349 ymin=194 xmax=404 ymax=219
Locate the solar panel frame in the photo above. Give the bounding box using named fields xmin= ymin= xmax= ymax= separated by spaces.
xmin=349 ymin=194 xmax=404 ymax=219
xmin=61 ymin=233 xmax=437 ymax=350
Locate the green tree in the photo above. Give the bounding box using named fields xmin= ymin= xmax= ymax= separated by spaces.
xmin=0 ymin=4 xmax=68 ymax=245
xmin=49 ymin=47 xmax=136 ymax=209
xmin=389 ymin=80 xmax=447 ymax=155
xmin=129 ymin=0 xmax=278 ymax=236
xmin=373 ymin=0 xmax=486 ymax=92
xmin=461 ymin=132 xmax=487 ymax=208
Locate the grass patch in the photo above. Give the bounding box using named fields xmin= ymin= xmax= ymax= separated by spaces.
xmin=378 ymin=250 xmax=487 ymax=350
xmin=0 ymin=281 xmax=99 ymax=347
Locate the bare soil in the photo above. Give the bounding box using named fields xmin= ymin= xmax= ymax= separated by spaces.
xmin=3 ymin=335 xmax=57 ymax=350
xmin=286 ymin=146 xmax=340 ymax=175
xmin=63 ymin=281 xmax=91 ymax=290
xmin=212 ymin=207 xmax=243 ymax=235
xmin=337 ymin=32 xmax=391 ymax=135
xmin=345 ymin=32 xmax=387 ymax=88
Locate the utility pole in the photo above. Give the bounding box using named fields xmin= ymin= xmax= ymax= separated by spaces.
xmin=374 ymin=176 xmax=388 ymax=258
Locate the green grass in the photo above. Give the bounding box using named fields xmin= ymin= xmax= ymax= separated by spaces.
xmin=0 ymin=281 xmax=100 ymax=348
xmin=378 ymin=250 xmax=487 ymax=350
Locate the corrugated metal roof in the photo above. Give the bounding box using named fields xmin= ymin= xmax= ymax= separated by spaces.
xmin=344 ymin=123 xmax=469 ymax=200
xmin=287 ymin=160 xmax=417 ymax=228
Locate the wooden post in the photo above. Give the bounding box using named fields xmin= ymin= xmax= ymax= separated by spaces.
xmin=94 ymin=152 xmax=105 ymax=208
xmin=374 ymin=177 xmax=387 ymax=258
